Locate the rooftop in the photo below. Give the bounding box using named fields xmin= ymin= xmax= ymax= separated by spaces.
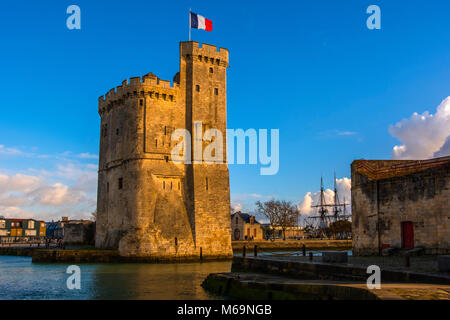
xmin=231 ymin=211 xmax=260 ymax=224
xmin=353 ymin=156 xmax=450 ymax=180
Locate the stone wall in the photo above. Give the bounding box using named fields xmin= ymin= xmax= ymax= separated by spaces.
xmin=63 ymin=222 xmax=95 ymax=245
xmin=95 ymin=42 xmax=232 ymax=259
xmin=352 ymin=157 xmax=450 ymax=255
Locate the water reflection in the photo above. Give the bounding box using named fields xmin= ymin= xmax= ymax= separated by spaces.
xmin=89 ymin=261 xmax=232 ymax=300
xmin=0 ymin=256 xmax=231 ymax=300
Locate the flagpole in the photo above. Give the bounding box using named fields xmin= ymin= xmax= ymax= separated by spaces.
xmin=189 ymin=8 xmax=191 ymax=41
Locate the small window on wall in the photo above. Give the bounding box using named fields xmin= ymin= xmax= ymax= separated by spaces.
xmin=196 ymin=85 xmax=200 ymax=92
xmin=214 ymin=88 xmax=219 ymax=95
xmin=139 ymin=99 xmax=144 ymax=106
xmin=116 ymin=128 xmax=120 ymax=135
xmin=107 ymin=182 xmax=109 ymax=193
xmin=209 ymin=67 xmax=213 ymax=73
xmin=118 ymin=178 xmax=123 ymax=190
xmin=205 ymin=177 xmax=209 ymax=191
xmin=163 ymin=181 xmax=165 ymax=190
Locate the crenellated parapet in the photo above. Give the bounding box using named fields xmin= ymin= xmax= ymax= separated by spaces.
xmin=98 ymin=72 xmax=179 ymax=115
xmin=180 ymin=41 xmax=229 ymax=67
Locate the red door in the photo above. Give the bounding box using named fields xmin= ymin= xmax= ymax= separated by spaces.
xmin=402 ymin=222 xmax=414 ymax=249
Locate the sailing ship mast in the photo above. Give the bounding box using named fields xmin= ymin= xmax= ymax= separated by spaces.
xmin=306 ymin=174 xmax=349 ymax=238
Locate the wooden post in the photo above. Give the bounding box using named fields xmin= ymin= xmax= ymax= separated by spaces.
xmin=242 ymin=245 xmax=246 ymax=258
xmin=254 ymin=245 xmax=258 ymax=257
xmin=302 ymin=244 xmax=306 ymax=256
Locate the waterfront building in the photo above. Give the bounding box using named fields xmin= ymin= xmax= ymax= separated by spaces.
xmin=0 ymin=218 xmax=46 ymax=241
xmin=46 ymin=217 xmax=94 ymax=244
xmin=263 ymin=225 xmax=305 ymax=240
xmin=231 ymin=212 xmax=264 ymax=241
xmin=352 ymin=156 xmax=450 ymax=255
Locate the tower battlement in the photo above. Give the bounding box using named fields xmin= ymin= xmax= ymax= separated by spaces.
xmin=98 ymin=73 xmax=179 ymax=114
xmin=180 ymin=41 xmax=229 ymax=66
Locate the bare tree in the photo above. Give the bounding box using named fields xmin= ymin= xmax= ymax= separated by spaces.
xmin=91 ymin=209 xmax=97 ymax=222
xmin=256 ymin=200 xmax=300 ymax=240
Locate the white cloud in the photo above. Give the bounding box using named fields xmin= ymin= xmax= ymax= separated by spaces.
xmin=0 ymin=195 xmax=26 ymax=207
xmin=298 ymin=177 xmax=351 ymax=216
xmin=78 ymin=153 xmax=99 ymax=159
xmin=0 ymin=174 xmax=42 ymax=194
xmin=0 ymin=145 xmax=23 ymax=156
xmin=0 ymin=207 xmax=34 ymax=219
xmin=336 ymin=131 xmax=357 ymax=136
xmin=389 ymin=97 xmax=450 ymax=159
xmin=0 ymin=143 xmax=99 ymax=221
xmin=30 ymin=183 xmax=85 ymax=206
xmin=230 ymin=193 xmax=275 ymax=214
xmin=231 ymin=202 xmax=243 ymax=213
xmin=433 ymin=135 xmax=450 ymax=158
xmin=0 ymin=163 xmax=97 ymax=221
xmin=318 ymin=130 xmax=359 ymax=139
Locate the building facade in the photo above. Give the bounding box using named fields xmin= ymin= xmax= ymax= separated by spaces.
xmin=262 ymin=225 xmax=305 ymax=240
xmin=0 ymin=218 xmax=46 ymax=240
xmin=231 ymin=212 xmax=264 ymax=241
xmin=351 ymin=156 xmax=450 ymax=255
xmin=46 ymin=217 xmax=95 ymax=244
xmin=96 ymin=42 xmax=232 ymax=259
xmin=63 ymin=220 xmax=95 ymax=245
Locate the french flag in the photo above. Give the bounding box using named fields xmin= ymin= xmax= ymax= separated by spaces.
xmin=190 ymin=12 xmax=213 ymax=31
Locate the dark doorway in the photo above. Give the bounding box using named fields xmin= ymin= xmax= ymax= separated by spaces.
xmin=401 ymin=221 xmax=414 ymax=249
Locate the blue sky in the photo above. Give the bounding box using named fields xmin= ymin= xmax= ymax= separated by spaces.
xmin=0 ymin=0 xmax=449 ymax=220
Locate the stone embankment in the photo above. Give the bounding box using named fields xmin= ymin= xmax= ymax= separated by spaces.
xmin=0 ymin=247 xmax=231 ymax=263
xmin=202 ymin=272 xmax=450 ymax=300
xmin=232 ymin=240 xmax=351 ymax=252
xmin=232 ymin=256 xmax=450 ymax=284
xmin=201 ymin=255 xmax=450 ymax=300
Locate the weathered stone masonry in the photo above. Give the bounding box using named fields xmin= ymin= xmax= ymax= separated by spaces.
xmin=95 ymin=42 xmax=233 ymax=259
xmin=352 ymin=157 xmax=450 ymax=255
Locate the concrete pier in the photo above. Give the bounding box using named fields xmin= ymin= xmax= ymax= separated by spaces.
xmin=202 ymin=272 xmax=450 ymax=300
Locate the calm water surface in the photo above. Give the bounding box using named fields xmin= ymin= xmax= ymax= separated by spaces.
xmin=0 ymin=256 xmax=231 ymax=300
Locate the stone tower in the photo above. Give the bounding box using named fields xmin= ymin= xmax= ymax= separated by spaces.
xmin=96 ymin=42 xmax=232 ymax=260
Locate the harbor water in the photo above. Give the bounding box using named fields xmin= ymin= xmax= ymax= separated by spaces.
xmin=0 ymin=255 xmax=231 ymax=300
